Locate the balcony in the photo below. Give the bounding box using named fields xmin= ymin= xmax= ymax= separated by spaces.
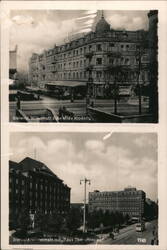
xmin=106 ymin=51 xmax=122 ymax=58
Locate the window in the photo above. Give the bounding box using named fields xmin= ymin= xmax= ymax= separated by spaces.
xmin=96 ymin=58 xmax=102 ymax=65
xmin=121 ymin=45 xmax=124 ymax=49
xmin=125 ymin=58 xmax=130 ymax=65
xmin=96 ymin=71 xmax=102 ymax=79
xmin=109 ymin=43 xmax=115 ymax=47
xmin=97 ymin=44 xmax=102 ymax=51
xmin=109 ymin=58 xmax=114 ymax=64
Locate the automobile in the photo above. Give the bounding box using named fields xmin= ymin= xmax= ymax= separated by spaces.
xmin=136 ymin=222 xmax=145 ymax=232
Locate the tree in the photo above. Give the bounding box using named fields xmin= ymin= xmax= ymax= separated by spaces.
xmin=45 ymin=213 xmax=64 ymax=233
xmin=13 ymin=208 xmax=32 ymax=238
xmin=124 ymin=213 xmax=130 ymax=224
xmin=65 ymin=207 xmax=82 ymax=234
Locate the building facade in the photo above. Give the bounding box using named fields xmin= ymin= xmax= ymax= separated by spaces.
xmin=88 ymin=187 xmax=145 ymax=218
xmin=28 ymin=13 xmax=150 ymax=98
xmin=9 ymin=157 xmax=71 ymax=227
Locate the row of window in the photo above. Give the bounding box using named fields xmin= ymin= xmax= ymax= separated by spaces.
xmin=31 ymin=41 xmax=143 ymax=64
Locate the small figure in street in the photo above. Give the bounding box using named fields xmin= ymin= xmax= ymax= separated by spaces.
xmin=110 ymin=232 xmax=114 ymax=240
xmin=91 ymin=101 xmax=94 ymax=108
xmin=58 ymin=106 xmax=63 ymax=119
xmin=16 ymin=94 xmax=21 ymax=110
xmin=151 ymin=239 xmax=154 ymax=245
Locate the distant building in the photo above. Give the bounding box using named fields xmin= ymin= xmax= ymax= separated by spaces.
xmin=28 ymin=12 xmax=149 ymax=99
xmin=88 ymin=187 xmax=145 ymax=218
xmin=9 ymin=45 xmax=17 ymax=80
xmin=9 ymin=157 xmax=71 ymax=227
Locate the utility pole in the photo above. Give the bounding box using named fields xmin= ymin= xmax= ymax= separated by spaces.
xmin=80 ymin=178 xmax=91 ymax=233
xmin=136 ymin=45 xmax=142 ymax=115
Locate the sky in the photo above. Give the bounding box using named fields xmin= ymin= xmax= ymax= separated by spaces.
xmin=10 ymin=132 xmax=157 ymax=203
xmin=9 ymin=10 xmax=149 ymax=71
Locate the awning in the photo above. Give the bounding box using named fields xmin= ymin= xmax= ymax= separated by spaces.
xmin=45 ymin=81 xmax=86 ymax=87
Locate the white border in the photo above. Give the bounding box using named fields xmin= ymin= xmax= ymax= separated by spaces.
xmin=1 ymin=1 xmax=167 ymax=250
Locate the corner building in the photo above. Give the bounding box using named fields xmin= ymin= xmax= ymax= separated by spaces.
xmin=9 ymin=157 xmax=71 ymax=223
xmin=29 ymin=13 xmax=149 ymax=98
xmin=88 ymin=187 xmax=145 ymax=218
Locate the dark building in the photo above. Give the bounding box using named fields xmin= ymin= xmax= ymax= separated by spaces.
xmin=147 ymin=10 xmax=158 ymax=122
xmin=9 ymin=157 xmax=71 ymax=228
xmin=88 ymin=187 xmax=145 ymax=218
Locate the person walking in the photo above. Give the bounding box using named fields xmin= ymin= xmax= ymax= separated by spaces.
xmin=16 ymin=94 xmax=21 ymax=110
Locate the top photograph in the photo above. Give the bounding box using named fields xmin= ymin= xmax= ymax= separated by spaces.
xmin=9 ymin=9 xmax=158 ymax=123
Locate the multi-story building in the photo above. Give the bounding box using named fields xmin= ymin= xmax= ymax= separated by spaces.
xmin=88 ymin=187 xmax=145 ymax=218
xmin=28 ymin=12 xmax=149 ymax=99
xmin=9 ymin=157 xmax=71 ymax=227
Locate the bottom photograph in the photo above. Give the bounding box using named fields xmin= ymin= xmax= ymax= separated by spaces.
xmin=9 ymin=132 xmax=158 ymax=245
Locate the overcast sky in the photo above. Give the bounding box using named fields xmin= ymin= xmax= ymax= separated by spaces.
xmin=9 ymin=10 xmax=149 ymax=71
xmin=10 ymin=132 xmax=157 ymax=203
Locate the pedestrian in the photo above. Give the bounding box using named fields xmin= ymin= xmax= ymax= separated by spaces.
xmin=151 ymin=239 xmax=154 ymax=245
xmin=16 ymin=94 xmax=21 ymax=110
xmin=58 ymin=107 xmax=63 ymax=119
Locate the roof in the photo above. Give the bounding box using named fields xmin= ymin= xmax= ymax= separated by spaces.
xmin=9 ymin=160 xmax=20 ymax=170
xmin=45 ymin=81 xmax=86 ymax=88
xmin=19 ymin=157 xmax=60 ymax=179
xmin=95 ymin=16 xmax=110 ymax=33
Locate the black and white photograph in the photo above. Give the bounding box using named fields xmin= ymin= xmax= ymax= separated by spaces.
xmin=9 ymin=9 xmax=158 ymax=123
xmin=9 ymin=132 xmax=158 ymax=245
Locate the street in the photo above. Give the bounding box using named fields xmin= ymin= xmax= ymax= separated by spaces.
xmin=97 ymin=220 xmax=158 ymax=245
xmin=9 ymin=95 xmax=149 ymax=122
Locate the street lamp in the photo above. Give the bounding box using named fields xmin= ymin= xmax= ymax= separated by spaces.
xmin=80 ymin=178 xmax=91 ymax=233
xmin=136 ymin=45 xmax=142 ymax=115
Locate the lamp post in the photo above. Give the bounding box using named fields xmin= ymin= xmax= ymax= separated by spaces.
xmin=136 ymin=45 xmax=142 ymax=115
xmin=80 ymin=178 xmax=91 ymax=233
